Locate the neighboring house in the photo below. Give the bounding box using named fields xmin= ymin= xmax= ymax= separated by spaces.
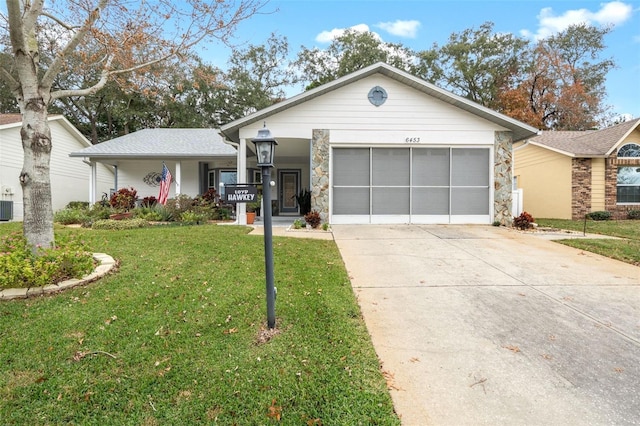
xmin=513 ymin=118 xmax=640 ymax=220
xmin=69 ymin=128 xmax=238 ymax=203
xmin=0 ymin=114 xmax=113 ymax=222
xmin=220 ymin=62 xmax=538 ymax=225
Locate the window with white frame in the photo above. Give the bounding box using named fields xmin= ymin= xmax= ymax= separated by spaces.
xmin=617 ymin=143 xmax=640 ymax=204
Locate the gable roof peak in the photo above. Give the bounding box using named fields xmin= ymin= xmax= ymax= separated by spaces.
xmin=528 ymin=118 xmax=640 ymax=157
xmin=220 ymin=62 xmax=538 ymax=143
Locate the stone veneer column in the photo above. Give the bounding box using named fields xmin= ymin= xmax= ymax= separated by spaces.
xmin=494 ymin=131 xmax=513 ymax=225
xmin=571 ymin=158 xmax=592 ymax=220
xmin=311 ymin=129 xmax=330 ymax=221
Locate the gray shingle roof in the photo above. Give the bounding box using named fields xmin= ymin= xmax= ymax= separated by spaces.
xmin=528 ymin=118 xmax=640 ymax=157
xmin=0 ymin=114 xmax=22 ymax=126
xmin=69 ymin=128 xmax=237 ymax=158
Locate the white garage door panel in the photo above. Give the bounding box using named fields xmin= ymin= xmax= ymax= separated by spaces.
xmin=332 ymin=147 xmax=491 ymax=224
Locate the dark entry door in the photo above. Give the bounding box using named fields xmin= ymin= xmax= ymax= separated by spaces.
xmin=279 ymin=170 xmax=300 ymax=214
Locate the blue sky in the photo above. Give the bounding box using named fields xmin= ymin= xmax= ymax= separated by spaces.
xmin=203 ymin=0 xmax=640 ymax=121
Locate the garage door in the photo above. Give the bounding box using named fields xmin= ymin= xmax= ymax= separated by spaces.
xmin=332 ymin=147 xmax=491 ymax=224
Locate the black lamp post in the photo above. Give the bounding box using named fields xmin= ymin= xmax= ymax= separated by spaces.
xmin=252 ymin=124 xmax=278 ymax=329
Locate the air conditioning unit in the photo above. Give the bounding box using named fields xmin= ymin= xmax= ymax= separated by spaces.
xmin=0 ymin=200 xmax=13 ymax=221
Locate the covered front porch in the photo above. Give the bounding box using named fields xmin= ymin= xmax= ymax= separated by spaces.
xmin=229 ymin=133 xmax=312 ymax=225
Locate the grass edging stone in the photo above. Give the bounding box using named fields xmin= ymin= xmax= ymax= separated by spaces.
xmin=0 ymin=253 xmax=117 ymax=301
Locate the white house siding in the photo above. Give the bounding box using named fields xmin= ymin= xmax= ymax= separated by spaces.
xmin=0 ymin=117 xmax=113 ymax=221
xmin=48 ymin=121 xmax=113 ymax=212
xmin=238 ymin=75 xmax=501 ymax=140
xmin=237 ymin=75 xmax=504 ymax=224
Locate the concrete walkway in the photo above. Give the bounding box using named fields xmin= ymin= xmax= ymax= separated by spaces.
xmin=332 ymin=225 xmax=640 ymax=426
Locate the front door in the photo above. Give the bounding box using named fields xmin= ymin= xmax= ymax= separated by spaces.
xmin=279 ymin=170 xmax=300 ymax=214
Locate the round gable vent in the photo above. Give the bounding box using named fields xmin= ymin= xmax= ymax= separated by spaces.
xmin=368 ymin=86 xmax=388 ymax=106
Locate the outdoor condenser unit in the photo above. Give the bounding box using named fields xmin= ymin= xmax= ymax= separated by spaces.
xmin=0 ymin=200 xmax=13 ymax=221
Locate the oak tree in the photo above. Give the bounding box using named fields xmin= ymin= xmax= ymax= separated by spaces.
xmin=497 ymin=24 xmax=614 ymax=130
xmin=295 ymin=29 xmax=418 ymax=90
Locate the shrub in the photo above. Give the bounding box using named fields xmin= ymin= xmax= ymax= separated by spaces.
xmin=165 ymin=194 xmax=193 ymax=218
xmin=141 ymin=196 xmax=157 ymax=207
xmin=66 ymin=201 xmax=89 ymax=210
xmin=0 ymin=232 xmax=95 ymax=290
xmin=213 ymin=206 xmax=232 ymax=221
xmin=153 ymin=204 xmax=174 ymax=222
xmin=88 ymin=204 xmax=113 ymax=220
xmin=293 ymin=218 xmax=305 ymax=229
xmin=199 ymin=189 xmax=220 ymax=205
xmin=586 ymin=211 xmax=611 ymax=221
xmin=109 ymin=187 xmax=138 ymax=211
xmin=133 ymin=207 xmax=162 ymax=221
xmin=513 ymin=211 xmax=535 ymax=230
xmin=295 ymin=189 xmax=312 ymax=215
xmin=54 ymin=208 xmax=89 ymax=225
xmin=92 ymin=218 xmax=149 ymax=230
xmin=627 ymin=210 xmax=640 ymax=220
xmin=180 ymin=211 xmax=207 ymax=224
xmin=322 ymin=222 xmax=330 ymax=231
xmin=304 ymin=210 xmax=322 ymax=229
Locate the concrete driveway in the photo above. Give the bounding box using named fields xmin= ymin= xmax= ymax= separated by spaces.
xmin=332 ymin=225 xmax=640 ymax=426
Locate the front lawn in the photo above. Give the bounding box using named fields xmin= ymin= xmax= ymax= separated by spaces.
xmin=0 ymin=223 xmax=399 ymax=425
xmin=536 ymin=218 xmax=640 ymax=266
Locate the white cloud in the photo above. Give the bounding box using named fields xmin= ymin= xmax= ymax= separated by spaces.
xmin=315 ymin=24 xmax=378 ymax=43
xmin=520 ymin=1 xmax=634 ymax=40
xmin=376 ymin=20 xmax=421 ymax=38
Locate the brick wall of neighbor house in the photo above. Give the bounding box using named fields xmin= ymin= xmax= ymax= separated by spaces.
xmin=605 ymin=154 xmax=640 ymax=219
xmin=571 ymin=158 xmax=592 ymax=219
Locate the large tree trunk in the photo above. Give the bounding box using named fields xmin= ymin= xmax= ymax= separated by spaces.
xmin=20 ymin=106 xmax=55 ymax=251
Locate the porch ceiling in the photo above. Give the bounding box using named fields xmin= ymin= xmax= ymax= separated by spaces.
xmin=246 ymin=137 xmax=310 ymax=163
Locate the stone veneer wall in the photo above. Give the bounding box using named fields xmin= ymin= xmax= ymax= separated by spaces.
xmin=494 ymin=131 xmax=513 ymax=225
xmin=571 ymin=158 xmax=592 ymax=219
xmin=311 ymin=129 xmax=330 ymax=221
xmin=604 ymin=154 xmax=640 ymax=219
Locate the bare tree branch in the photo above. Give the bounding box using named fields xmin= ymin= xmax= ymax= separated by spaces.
xmin=42 ymin=0 xmax=109 ymax=90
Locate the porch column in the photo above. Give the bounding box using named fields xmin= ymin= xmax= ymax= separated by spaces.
xmin=89 ymin=161 xmax=97 ymax=205
xmin=237 ymin=138 xmax=248 ymax=225
xmin=311 ymin=129 xmax=330 ymax=221
xmin=494 ymin=131 xmax=513 ymax=225
xmin=175 ymin=161 xmax=182 ymax=196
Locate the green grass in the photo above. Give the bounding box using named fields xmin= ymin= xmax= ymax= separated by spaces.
xmin=536 ymin=218 xmax=640 ymax=266
xmin=0 ymin=223 xmax=399 ymax=425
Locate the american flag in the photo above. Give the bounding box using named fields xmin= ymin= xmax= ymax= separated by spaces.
xmin=158 ymin=163 xmax=172 ymax=205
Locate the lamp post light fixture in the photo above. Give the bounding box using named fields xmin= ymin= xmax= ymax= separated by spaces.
xmin=252 ymin=124 xmax=278 ymax=329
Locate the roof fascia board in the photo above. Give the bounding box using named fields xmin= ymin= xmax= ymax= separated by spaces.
xmin=527 ymin=141 xmax=576 ymax=157
xmin=0 ymin=114 xmax=92 ymax=148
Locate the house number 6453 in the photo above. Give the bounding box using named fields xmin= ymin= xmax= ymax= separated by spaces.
xmin=405 ymin=137 xmax=421 ymax=143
